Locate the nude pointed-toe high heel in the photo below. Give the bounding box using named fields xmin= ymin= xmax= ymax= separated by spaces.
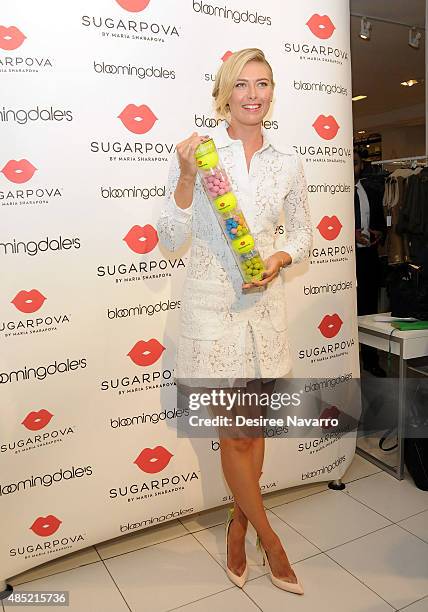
xmin=256 ymin=536 xmax=304 ymax=595
xmin=225 ymin=507 xmax=248 ymax=588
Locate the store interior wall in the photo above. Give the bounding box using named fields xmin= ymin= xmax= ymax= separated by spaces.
xmin=351 ymin=0 xmax=426 ymax=159
xmin=381 ymin=124 xmax=426 ymax=159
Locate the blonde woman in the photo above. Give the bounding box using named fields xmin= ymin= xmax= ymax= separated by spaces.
xmin=157 ymin=49 xmax=312 ymax=594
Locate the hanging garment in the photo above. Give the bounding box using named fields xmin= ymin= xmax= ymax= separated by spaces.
xmin=397 ymin=168 xmax=428 ymax=264
xmin=383 ymin=172 xmax=412 ymax=264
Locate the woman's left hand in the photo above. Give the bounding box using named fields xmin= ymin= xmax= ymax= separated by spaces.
xmin=242 ymin=252 xmax=292 ymax=289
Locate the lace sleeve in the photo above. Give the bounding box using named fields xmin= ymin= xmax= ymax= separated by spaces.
xmin=276 ymin=154 xmax=313 ymax=266
xmin=156 ymin=152 xmax=197 ymax=252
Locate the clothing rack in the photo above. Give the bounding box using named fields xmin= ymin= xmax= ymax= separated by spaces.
xmin=371 ymin=155 xmax=428 ymax=167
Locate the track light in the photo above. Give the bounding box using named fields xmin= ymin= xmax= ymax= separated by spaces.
xmin=359 ymin=17 xmax=371 ymax=40
xmin=408 ymin=27 xmax=422 ymax=49
xmin=401 ymin=79 xmax=419 ymax=87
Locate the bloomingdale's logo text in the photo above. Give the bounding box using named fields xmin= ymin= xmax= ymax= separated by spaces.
xmin=192 ymin=1 xmax=271 ymax=25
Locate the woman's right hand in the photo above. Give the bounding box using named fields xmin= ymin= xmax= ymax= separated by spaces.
xmin=176 ymin=132 xmax=209 ymax=181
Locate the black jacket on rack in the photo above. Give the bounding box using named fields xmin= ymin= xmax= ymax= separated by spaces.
xmin=354 ymin=180 xmax=387 ymax=369
xmin=397 ymin=168 xmax=428 ymax=265
xmin=354 ymin=180 xmax=387 ymax=238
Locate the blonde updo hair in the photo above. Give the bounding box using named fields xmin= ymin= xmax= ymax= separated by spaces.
xmin=212 ymin=48 xmax=275 ymax=121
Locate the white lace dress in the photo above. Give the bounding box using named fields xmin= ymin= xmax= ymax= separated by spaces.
xmin=156 ymin=124 xmax=312 ymax=388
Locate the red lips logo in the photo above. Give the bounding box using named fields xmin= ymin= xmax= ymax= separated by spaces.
xmin=128 ymin=339 xmax=165 ymax=367
xmin=12 ymin=289 xmax=46 ymax=313
xmin=306 ymin=14 xmax=336 ymax=39
xmin=30 ymin=515 xmax=62 ymax=537
xmin=313 ymin=115 xmax=340 ymax=140
xmin=318 ymin=314 xmax=343 ymax=339
xmin=22 ymin=409 xmax=54 ymax=431
xmin=221 ymin=51 xmax=233 ymax=62
xmin=118 ymin=104 xmax=157 ymax=134
xmin=320 ymin=405 xmax=341 ymax=430
xmin=115 ymin=0 xmax=150 ymax=11
xmin=134 ymin=446 xmax=173 ymax=473
xmin=0 ymin=26 xmax=26 ymax=51
xmin=123 ymin=224 xmax=158 ymax=254
xmin=317 ymin=215 xmax=342 ymax=241
xmin=2 ymin=159 xmax=37 ymax=184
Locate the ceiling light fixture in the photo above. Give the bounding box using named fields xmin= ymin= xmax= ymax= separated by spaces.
xmin=357 ymin=130 xmax=366 ymax=134
xmin=352 ymin=95 xmax=367 ymax=102
xmin=408 ymin=27 xmax=422 ymax=49
xmin=359 ymin=17 xmax=371 ymax=40
xmin=400 ymin=79 xmax=419 ymax=87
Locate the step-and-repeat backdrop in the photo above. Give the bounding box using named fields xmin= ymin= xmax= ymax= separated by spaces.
xmin=1 ymin=0 xmax=358 ymax=583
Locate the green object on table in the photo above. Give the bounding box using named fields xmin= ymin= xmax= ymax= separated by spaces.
xmin=391 ymin=321 xmax=428 ymax=330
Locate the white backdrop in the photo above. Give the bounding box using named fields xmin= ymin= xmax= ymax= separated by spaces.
xmin=0 ymin=0 xmax=358 ymax=583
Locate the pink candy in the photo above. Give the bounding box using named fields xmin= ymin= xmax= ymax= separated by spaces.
xmin=203 ymin=169 xmax=232 ymax=199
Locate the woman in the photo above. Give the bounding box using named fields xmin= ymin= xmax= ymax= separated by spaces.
xmin=157 ymin=48 xmax=312 ymax=594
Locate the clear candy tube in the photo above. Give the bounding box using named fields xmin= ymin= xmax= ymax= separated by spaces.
xmin=194 ymin=138 xmax=266 ymax=283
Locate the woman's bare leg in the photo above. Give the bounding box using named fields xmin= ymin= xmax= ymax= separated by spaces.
xmin=227 ymin=436 xmax=264 ymax=575
xmin=221 ymin=379 xmax=297 ymax=582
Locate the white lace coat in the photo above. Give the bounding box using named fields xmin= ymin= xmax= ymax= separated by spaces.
xmin=156 ymin=124 xmax=312 ymax=387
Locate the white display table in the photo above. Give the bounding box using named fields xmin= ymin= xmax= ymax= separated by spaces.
xmin=357 ymin=313 xmax=428 ymax=479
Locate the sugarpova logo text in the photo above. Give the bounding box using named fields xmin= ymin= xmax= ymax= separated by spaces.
xmin=0 ymin=25 xmax=54 ymax=73
xmin=0 ymin=56 xmax=54 ymax=72
xmin=1 ymin=187 xmax=63 ymax=208
xmin=97 ymin=224 xmax=185 ymax=284
xmin=90 ymin=103 xmax=177 ymax=163
xmin=100 ymin=339 xmax=174 ymax=396
xmin=81 ymin=14 xmax=180 ymax=42
xmin=293 ymin=144 xmax=351 ymax=165
xmin=2 ymin=424 xmax=76 ymax=456
xmin=284 ymin=43 xmax=349 ymax=65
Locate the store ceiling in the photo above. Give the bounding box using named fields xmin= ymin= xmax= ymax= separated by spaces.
xmin=350 ymin=0 xmax=425 ymax=131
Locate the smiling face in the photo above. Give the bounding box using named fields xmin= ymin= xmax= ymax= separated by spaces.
xmin=227 ymin=60 xmax=273 ymax=128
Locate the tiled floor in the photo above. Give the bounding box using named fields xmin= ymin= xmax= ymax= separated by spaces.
xmin=3 ymin=454 xmax=428 ymax=612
